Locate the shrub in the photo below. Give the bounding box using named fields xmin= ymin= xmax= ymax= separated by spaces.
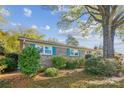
xmin=0 ymin=59 xmax=7 ymax=74
xmin=0 ymin=64 xmax=7 ymax=74
xmin=45 ymin=67 xmax=58 ymax=77
xmin=85 ymin=58 xmax=103 ymax=75
xmin=85 ymin=54 xmax=94 ymax=59
xmin=66 ymin=58 xmax=79 ymax=69
xmin=5 ymin=53 xmax=18 ymax=71
xmin=18 ymin=46 xmax=41 ymax=76
xmin=102 ymin=59 xmax=121 ymax=76
xmin=0 ymin=45 xmax=5 ymax=55
xmin=38 ymin=66 xmax=47 ymax=73
xmin=6 ymin=53 xmax=18 ymax=62
xmin=85 ymin=57 xmax=121 ymax=76
xmin=0 ymin=57 xmax=18 ymax=73
xmin=78 ymin=58 xmax=85 ymax=67
xmin=51 ymin=56 xmax=66 ymax=69
xmin=4 ymin=58 xmax=17 ymax=72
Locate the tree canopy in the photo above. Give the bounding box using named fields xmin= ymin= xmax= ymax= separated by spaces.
xmin=0 ymin=27 xmax=44 ymax=53
xmin=56 ymin=5 xmax=124 ymax=58
xmin=66 ymin=35 xmax=79 ymax=46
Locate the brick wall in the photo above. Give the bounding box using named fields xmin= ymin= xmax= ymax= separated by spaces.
xmin=40 ymin=47 xmax=86 ymax=67
xmin=41 ymin=55 xmax=53 ymax=67
xmin=56 ymin=47 xmax=67 ymax=56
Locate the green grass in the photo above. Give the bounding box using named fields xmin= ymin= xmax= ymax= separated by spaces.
xmin=1 ymin=72 xmax=124 ymax=88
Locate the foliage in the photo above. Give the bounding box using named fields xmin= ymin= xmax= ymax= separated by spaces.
xmin=4 ymin=58 xmax=17 ymax=72
xmin=51 ymin=56 xmax=67 ymax=69
xmin=0 ymin=57 xmax=18 ymax=73
xmin=18 ymin=46 xmax=41 ymax=76
xmin=0 ymin=45 xmax=5 ymax=55
xmin=65 ymin=58 xmax=85 ymax=69
xmin=103 ymin=59 xmax=121 ymax=76
xmin=85 ymin=54 xmax=94 ymax=59
xmin=57 ymin=5 xmax=124 ymax=58
xmin=85 ymin=57 xmax=121 ymax=76
xmin=48 ymin=38 xmax=58 ymax=43
xmin=0 ymin=28 xmax=44 ymax=53
xmin=66 ymin=59 xmax=79 ymax=69
xmin=0 ymin=59 xmax=7 ymax=74
xmin=44 ymin=67 xmax=58 ymax=77
xmin=66 ymin=35 xmax=79 ymax=46
xmin=38 ymin=66 xmax=47 ymax=73
xmin=52 ymin=56 xmax=85 ymax=69
xmin=6 ymin=53 xmax=18 ymax=62
xmin=0 ymin=53 xmax=19 ymax=72
xmin=78 ymin=58 xmax=85 ymax=67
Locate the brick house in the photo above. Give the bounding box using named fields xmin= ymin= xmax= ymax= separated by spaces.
xmin=18 ymin=37 xmax=103 ymax=67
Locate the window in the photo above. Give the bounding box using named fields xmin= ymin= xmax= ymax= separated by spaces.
xmin=44 ymin=46 xmax=52 ymax=55
xmin=35 ymin=45 xmax=52 ymax=55
xmin=87 ymin=51 xmax=91 ymax=54
xmin=70 ymin=48 xmax=79 ymax=56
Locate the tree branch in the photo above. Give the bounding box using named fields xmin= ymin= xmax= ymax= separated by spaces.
xmin=85 ymin=5 xmax=99 ymax=11
xmin=85 ymin=6 xmax=102 ymax=23
xmin=97 ymin=6 xmax=105 ymax=16
xmin=109 ymin=6 xmax=117 ymax=23
xmin=113 ymin=10 xmax=124 ymax=24
xmin=113 ymin=12 xmax=124 ymax=27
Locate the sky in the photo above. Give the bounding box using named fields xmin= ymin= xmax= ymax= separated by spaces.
xmin=0 ymin=5 xmax=124 ymax=54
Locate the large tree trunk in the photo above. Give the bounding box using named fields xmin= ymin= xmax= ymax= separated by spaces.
xmin=102 ymin=15 xmax=115 ymax=58
xmin=103 ymin=27 xmax=115 ymax=58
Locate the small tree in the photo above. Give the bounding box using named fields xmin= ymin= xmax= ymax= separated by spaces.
xmin=18 ymin=46 xmax=41 ymax=76
xmin=66 ymin=35 xmax=79 ymax=46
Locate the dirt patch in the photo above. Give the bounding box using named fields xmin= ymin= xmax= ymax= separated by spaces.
xmin=10 ymin=77 xmax=30 ymax=88
xmin=0 ymin=71 xmax=22 ymax=80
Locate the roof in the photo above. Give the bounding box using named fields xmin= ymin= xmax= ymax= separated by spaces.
xmin=18 ymin=37 xmax=101 ymax=51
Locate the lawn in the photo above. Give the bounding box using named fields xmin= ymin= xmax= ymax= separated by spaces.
xmin=1 ymin=71 xmax=124 ymax=88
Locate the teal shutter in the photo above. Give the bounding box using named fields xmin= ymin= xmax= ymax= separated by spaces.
xmin=52 ymin=47 xmax=56 ymax=55
xmin=66 ymin=48 xmax=70 ymax=56
xmin=30 ymin=44 xmax=35 ymax=48
xmin=79 ymin=50 xmax=81 ymax=57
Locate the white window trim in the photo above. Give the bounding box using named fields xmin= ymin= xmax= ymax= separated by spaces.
xmin=40 ymin=46 xmax=53 ymax=56
xmin=70 ymin=48 xmax=79 ymax=56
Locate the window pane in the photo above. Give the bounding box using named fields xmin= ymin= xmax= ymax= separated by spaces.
xmin=45 ymin=46 xmax=49 ymax=50
xmin=70 ymin=49 xmax=79 ymax=56
xmin=75 ymin=52 xmax=78 ymax=55
xmin=45 ymin=50 xmax=51 ymax=54
xmin=40 ymin=47 xmax=43 ymax=53
xmin=44 ymin=46 xmax=52 ymax=55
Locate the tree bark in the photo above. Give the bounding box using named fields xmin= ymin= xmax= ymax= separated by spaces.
xmin=102 ymin=15 xmax=115 ymax=58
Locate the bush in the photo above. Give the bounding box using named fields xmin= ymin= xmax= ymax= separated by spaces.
xmin=78 ymin=58 xmax=85 ymax=67
xmin=103 ymin=59 xmax=121 ymax=76
xmin=0 ymin=45 xmax=5 ymax=55
xmin=51 ymin=56 xmax=66 ymax=69
xmin=4 ymin=58 xmax=17 ymax=72
xmin=85 ymin=54 xmax=94 ymax=59
xmin=45 ymin=67 xmax=58 ymax=77
xmin=0 ymin=64 xmax=7 ymax=74
xmin=85 ymin=57 xmax=121 ymax=76
xmin=18 ymin=46 xmax=41 ymax=76
xmin=6 ymin=53 xmax=18 ymax=62
xmin=0 ymin=59 xmax=7 ymax=74
xmin=38 ymin=66 xmax=47 ymax=73
xmin=0 ymin=57 xmax=17 ymax=72
xmin=66 ymin=58 xmax=79 ymax=69
xmin=5 ymin=53 xmax=18 ymax=71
